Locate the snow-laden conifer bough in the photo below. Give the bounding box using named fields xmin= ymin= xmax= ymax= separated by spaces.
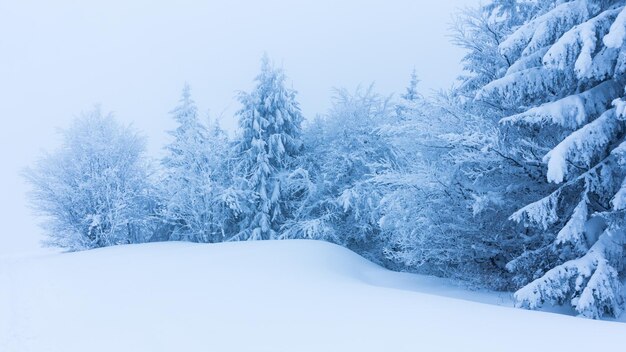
xmin=478 ymin=0 xmax=626 ymax=319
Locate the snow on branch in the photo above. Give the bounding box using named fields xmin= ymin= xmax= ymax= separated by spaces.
xmin=610 ymin=140 xmax=626 ymax=209
xmin=510 ymin=189 xmax=561 ymax=230
xmin=611 ymin=176 xmax=626 ymax=209
xmin=604 ymin=6 xmax=626 ymax=47
xmin=543 ymin=6 xmax=622 ymax=78
xmin=613 ymin=96 xmax=626 ymax=118
xmin=501 ymin=80 xmax=622 ymax=129
xmin=500 ymin=0 xmax=597 ymax=62
xmin=555 ymin=195 xmax=590 ymax=254
xmin=476 ymin=67 xmax=571 ymax=106
xmin=280 ymin=215 xmax=336 ymax=241
xmin=543 ymin=108 xmax=625 ymax=184
xmin=506 ymin=47 xmax=549 ymax=75
xmin=514 ymin=228 xmax=624 ymax=318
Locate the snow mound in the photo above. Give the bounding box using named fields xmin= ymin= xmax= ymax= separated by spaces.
xmin=1 ymin=240 xmax=624 ymax=351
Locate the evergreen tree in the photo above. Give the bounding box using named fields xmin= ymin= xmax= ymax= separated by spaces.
xmin=232 ymin=56 xmax=304 ymax=241
xmin=477 ymin=0 xmax=626 ymax=318
xmin=160 ymin=84 xmax=231 ymax=243
xmin=452 ymin=0 xmax=546 ymax=99
xmin=395 ymin=69 xmax=421 ymax=119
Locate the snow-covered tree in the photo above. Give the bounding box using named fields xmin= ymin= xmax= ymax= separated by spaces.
xmin=160 ymin=84 xmax=234 ymax=243
xmin=375 ymin=80 xmax=467 ymax=276
xmin=232 ymin=56 xmax=304 ymax=241
xmin=477 ymin=0 xmax=626 ymax=318
xmin=283 ymin=86 xmax=398 ymax=262
xmin=395 ymin=68 xmax=421 ymax=118
xmin=484 ymin=0 xmax=548 ymax=28
xmin=377 ymin=2 xmax=548 ymax=286
xmin=24 ymin=107 xmax=154 ymax=250
xmin=452 ymin=0 xmax=548 ymax=99
xmin=372 ymin=69 xmax=537 ymax=286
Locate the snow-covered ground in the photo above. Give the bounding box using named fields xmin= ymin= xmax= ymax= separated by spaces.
xmin=1 ymin=240 xmax=624 ymax=352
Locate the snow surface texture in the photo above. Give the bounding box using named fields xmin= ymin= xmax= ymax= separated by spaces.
xmin=1 ymin=240 xmax=624 ymax=352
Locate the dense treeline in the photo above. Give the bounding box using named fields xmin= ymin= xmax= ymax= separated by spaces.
xmin=25 ymin=0 xmax=626 ymax=319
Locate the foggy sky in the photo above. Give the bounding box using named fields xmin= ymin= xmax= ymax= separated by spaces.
xmin=0 ymin=0 xmax=478 ymax=255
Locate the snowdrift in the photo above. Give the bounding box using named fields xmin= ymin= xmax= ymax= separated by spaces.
xmin=1 ymin=240 xmax=624 ymax=351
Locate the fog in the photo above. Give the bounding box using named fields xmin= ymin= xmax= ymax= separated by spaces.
xmin=0 ymin=0 xmax=478 ymax=255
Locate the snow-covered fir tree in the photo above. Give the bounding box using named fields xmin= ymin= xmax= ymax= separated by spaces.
xmin=24 ymin=107 xmax=154 ymax=250
xmin=160 ymin=84 xmax=232 ymax=243
xmin=476 ymin=0 xmax=626 ymax=318
xmin=484 ymin=0 xmax=548 ymax=28
xmin=395 ymin=68 xmax=421 ymax=119
xmin=452 ymin=0 xmax=547 ymax=99
xmin=232 ymin=56 xmax=304 ymax=241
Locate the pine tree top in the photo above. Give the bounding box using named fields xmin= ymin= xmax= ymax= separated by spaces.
xmin=401 ymin=69 xmax=420 ymax=102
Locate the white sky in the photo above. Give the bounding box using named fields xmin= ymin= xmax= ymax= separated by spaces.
xmin=0 ymin=0 xmax=478 ymax=255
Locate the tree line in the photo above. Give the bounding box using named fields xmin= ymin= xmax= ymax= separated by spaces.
xmin=25 ymin=0 xmax=626 ymax=319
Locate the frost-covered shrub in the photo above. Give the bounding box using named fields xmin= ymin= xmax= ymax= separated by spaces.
xmin=282 ymin=86 xmax=397 ymax=262
xmin=24 ymin=107 xmax=155 ymax=250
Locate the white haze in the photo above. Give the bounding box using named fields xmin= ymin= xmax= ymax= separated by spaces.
xmin=0 ymin=0 xmax=478 ymax=255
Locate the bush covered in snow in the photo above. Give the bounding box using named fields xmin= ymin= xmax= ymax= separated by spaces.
xmin=24 ymin=108 xmax=155 ymax=250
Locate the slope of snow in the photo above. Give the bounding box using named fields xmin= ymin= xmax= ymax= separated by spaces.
xmin=0 ymin=240 xmax=624 ymax=352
